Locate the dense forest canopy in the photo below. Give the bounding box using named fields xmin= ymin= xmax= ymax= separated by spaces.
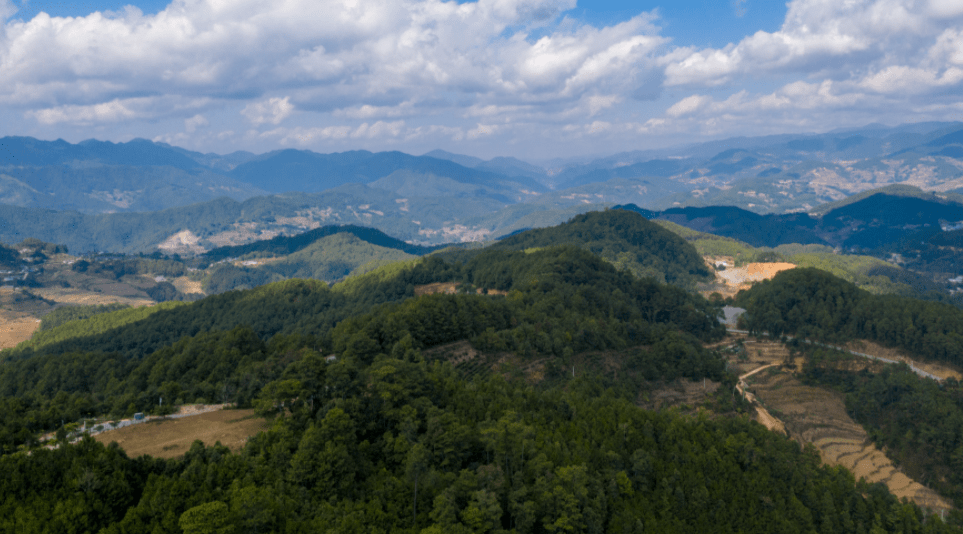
xmin=204 ymin=223 xmax=441 ymax=261
xmin=2 ymin=210 xmax=963 ymax=531
xmin=735 ymin=268 xmax=963 ymax=367
xmin=490 ymin=210 xmax=712 ymax=287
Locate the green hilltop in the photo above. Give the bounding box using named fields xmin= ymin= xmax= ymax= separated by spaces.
xmin=2 ymin=208 xmax=963 ymax=531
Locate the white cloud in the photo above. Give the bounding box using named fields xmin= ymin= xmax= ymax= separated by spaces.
xmin=0 ymin=1 xmax=664 ymax=126
xmin=2 ymin=0 xmax=963 ymax=156
xmin=666 ymin=95 xmax=711 ymax=117
xmin=28 ymin=98 xmax=144 ymax=124
xmin=184 ymin=114 xmax=209 ymax=133
xmin=241 ymin=97 xmax=295 ymax=126
xmin=665 ymin=0 xmax=963 ymax=87
xmin=0 ymin=0 xmax=16 ymax=21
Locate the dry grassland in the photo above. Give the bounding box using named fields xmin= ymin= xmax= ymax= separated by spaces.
xmin=31 ymin=287 xmax=154 ymax=307
xmin=172 ymin=276 xmax=204 ymax=295
xmin=0 ymin=312 xmax=41 ymax=349
xmin=94 ymin=409 xmax=268 ymax=459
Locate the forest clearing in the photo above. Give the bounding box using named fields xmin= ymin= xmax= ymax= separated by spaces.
xmin=0 ymin=311 xmax=40 ymax=349
xmin=93 ymin=409 xmax=268 ymax=459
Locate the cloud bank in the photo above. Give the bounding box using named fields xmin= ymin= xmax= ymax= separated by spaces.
xmin=1 ymin=0 xmax=962 ymax=157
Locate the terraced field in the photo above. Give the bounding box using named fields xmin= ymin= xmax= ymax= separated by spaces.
xmin=732 ymin=335 xmax=953 ymax=513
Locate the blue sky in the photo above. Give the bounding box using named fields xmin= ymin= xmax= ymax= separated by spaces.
xmin=0 ymin=0 xmax=961 ymax=159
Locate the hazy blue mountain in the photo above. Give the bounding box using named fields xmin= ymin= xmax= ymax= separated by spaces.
xmin=157 ymin=143 xmax=258 ymax=171
xmin=421 ymin=149 xmax=485 ymax=168
xmin=228 ymin=149 xmax=547 ymax=195
xmin=615 ymin=185 xmax=963 ymax=250
xmin=0 ymin=136 xmax=267 ymax=213
xmin=204 ymin=223 xmax=443 ymax=261
xmin=423 ymin=150 xmax=547 ymax=182
xmin=0 ymin=136 xmax=202 ymax=170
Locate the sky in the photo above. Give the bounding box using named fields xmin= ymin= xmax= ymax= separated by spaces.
xmin=1 ymin=0 xmax=962 ymax=160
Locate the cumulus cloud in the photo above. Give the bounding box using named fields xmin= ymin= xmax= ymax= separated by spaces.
xmin=0 ymin=0 xmax=16 ymax=21
xmin=666 ymin=0 xmax=963 ymax=89
xmin=28 ymin=98 xmax=148 ymax=125
xmin=184 ymin=114 xmax=209 ymax=133
xmin=241 ymin=97 xmax=295 ymax=126
xmin=0 ymin=1 xmax=664 ymax=127
xmin=2 ymin=0 xmax=963 ymax=155
xmin=645 ymin=0 xmax=963 ymax=141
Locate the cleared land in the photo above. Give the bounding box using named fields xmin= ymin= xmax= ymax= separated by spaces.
xmin=171 ymin=276 xmax=204 ymax=296
xmin=0 ymin=311 xmax=41 ymax=349
xmin=727 ymin=334 xmax=953 ymax=513
xmin=702 ymin=259 xmax=796 ymax=297
xmin=843 ymin=339 xmax=963 ymax=381
xmin=93 ymin=409 xmax=268 ymax=459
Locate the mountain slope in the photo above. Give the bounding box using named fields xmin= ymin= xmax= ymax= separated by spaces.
xmin=228 ymin=149 xmax=547 ymax=196
xmin=202 ymin=233 xmax=420 ymax=293
xmin=489 ymin=210 xmax=713 ymax=286
xmin=204 ymin=223 xmax=442 ymax=261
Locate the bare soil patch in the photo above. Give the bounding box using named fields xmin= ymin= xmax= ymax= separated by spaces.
xmin=94 ymin=409 xmax=268 ymax=459
xmin=718 ymin=262 xmax=796 ymax=286
xmin=414 ymin=282 xmax=457 ymax=296
xmin=706 ymin=261 xmax=796 ymax=297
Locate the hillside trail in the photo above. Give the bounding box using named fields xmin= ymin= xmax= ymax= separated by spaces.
xmin=722 ymin=333 xmax=953 ymax=514
xmin=736 ymin=363 xmax=787 ymax=435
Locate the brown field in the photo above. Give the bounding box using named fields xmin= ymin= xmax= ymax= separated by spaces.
xmin=31 ymin=286 xmax=155 ymax=307
xmin=728 ymin=335 xmax=953 ymax=513
xmin=94 ymin=409 xmax=269 ymax=459
xmin=0 ymin=312 xmax=41 ymax=349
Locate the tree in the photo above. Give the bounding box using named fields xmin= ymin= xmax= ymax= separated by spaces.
xmin=407 ymin=443 xmax=432 ymax=527
xmin=179 ymin=501 xmax=234 ymax=534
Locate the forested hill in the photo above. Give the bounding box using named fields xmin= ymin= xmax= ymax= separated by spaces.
xmin=489 ymin=210 xmax=712 ymax=287
xmin=4 ymin=243 xmax=963 ymax=530
xmin=735 ymin=267 xmax=963 ymax=368
xmin=3 ymin=246 xmax=724 ymax=364
xmin=204 ymin=223 xmax=443 ymax=261
xmin=1 ymin=245 xmax=724 ymax=445
xmin=614 ymin=185 xmax=963 ymax=250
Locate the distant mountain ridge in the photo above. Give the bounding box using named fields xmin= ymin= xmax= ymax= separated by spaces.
xmin=204 ymin=224 xmax=445 ymax=261
xmin=615 ymin=185 xmax=963 ymax=250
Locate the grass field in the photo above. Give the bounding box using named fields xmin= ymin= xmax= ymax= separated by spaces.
xmin=93 ymin=409 xmax=269 ymax=459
